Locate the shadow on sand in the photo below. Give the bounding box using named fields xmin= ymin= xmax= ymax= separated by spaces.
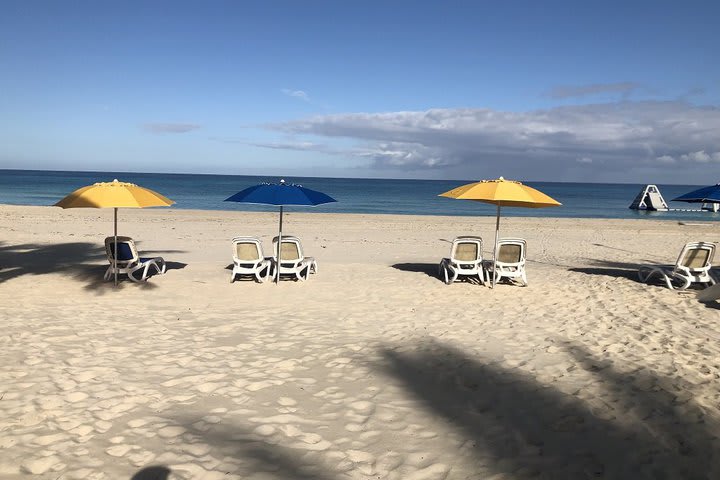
xmin=129 ymin=338 xmax=719 ymax=479
xmin=0 ymin=241 xmax=187 ymax=294
xmin=391 ymin=262 xmax=441 ymax=279
xmin=131 ymin=466 xmax=171 ymax=480
xmin=375 ymin=339 xmax=719 ymax=479
xmin=569 ymin=258 xmax=642 ymax=281
xmin=134 ymin=421 xmax=338 ymax=479
xmin=0 ymin=241 xmax=105 ymax=285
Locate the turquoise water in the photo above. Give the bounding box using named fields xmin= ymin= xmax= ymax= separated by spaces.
xmin=0 ymin=169 xmax=717 ymax=221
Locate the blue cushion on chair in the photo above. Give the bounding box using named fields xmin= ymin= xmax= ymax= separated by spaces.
xmin=109 ymin=242 xmax=134 ymax=261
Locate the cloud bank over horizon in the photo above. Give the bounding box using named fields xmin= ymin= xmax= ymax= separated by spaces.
xmin=258 ymin=100 xmax=720 ymax=182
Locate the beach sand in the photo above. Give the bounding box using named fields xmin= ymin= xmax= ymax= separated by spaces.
xmin=1 ymin=204 xmax=719 ymax=479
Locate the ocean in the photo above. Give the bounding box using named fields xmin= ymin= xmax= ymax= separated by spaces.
xmin=0 ymin=169 xmax=717 ymax=221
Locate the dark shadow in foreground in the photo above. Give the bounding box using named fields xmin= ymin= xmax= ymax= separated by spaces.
xmin=164 ymin=419 xmax=339 ymax=479
xmin=131 ymin=466 xmax=171 ymax=480
xmin=375 ymin=339 xmax=719 ymax=479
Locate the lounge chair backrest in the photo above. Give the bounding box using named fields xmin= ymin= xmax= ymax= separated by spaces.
xmin=232 ymin=237 xmax=263 ymax=262
xmin=683 ymin=249 xmax=710 ymax=269
xmin=498 ymin=244 xmax=522 ymax=263
xmin=273 ymin=236 xmax=304 ymax=261
xmin=677 ymin=242 xmax=715 ymax=270
xmin=496 ymin=238 xmax=526 ymax=265
xmin=105 ymin=236 xmax=138 ymax=264
xmin=451 ymin=237 xmax=482 ymax=262
xmin=279 ymin=242 xmax=300 ymax=261
xmin=237 ymin=243 xmax=258 ymax=261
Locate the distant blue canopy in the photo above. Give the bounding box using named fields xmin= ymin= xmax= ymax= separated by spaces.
xmin=224 ymin=180 xmax=337 ymax=206
xmin=673 ymin=184 xmax=720 ymax=203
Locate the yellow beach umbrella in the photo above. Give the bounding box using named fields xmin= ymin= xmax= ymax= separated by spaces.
xmin=55 ymin=179 xmax=174 ymax=285
xmin=440 ymin=177 xmax=561 ymax=288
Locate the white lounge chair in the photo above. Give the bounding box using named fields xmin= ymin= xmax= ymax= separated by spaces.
xmin=271 ymin=236 xmax=317 ymax=281
xmin=103 ymin=236 xmax=166 ymax=283
xmin=486 ymin=238 xmax=527 ymax=286
xmin=638 ymin=241 xmax=716 ymax=290
xmin=438 ymin=236 xmax=486 ymax=285
xmin=231 ymin=236 xmax=272 ymax=283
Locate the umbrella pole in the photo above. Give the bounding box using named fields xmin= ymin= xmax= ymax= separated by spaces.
xmin=114 ymin=207 xmax=118 ymax=287
xmin=276 ymin=206 xmax=283 ymax=284
xmin=491 ymin=205 xmax=500 ymax=289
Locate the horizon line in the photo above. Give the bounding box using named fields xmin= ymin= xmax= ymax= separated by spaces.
xmin=0 ymin=167 xmax=702 ymax=187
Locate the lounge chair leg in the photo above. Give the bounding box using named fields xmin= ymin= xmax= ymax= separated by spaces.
xmin=639 ymin=267 xmax=661 ymax=285
xmin=442 ymin=265 xmax=452 ymax=285
xmin=671 ymin=273 xmax=691 ymax=290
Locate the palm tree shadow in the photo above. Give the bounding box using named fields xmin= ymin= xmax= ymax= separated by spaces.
xmin=0 ymin=241 xmax=105 ymax=284
xmin=0 ymin=241 xmax=187 ymax=295
xmin=165 ymin=418 xmax=338 ymax=479
xmin=375 ymin=339 xmax=720 ymax=479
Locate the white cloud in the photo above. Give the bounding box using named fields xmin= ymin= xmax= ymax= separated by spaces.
xmin=259 ymin=101 xmax=720 ymax=180
xmin=679 ymin=150 xmax=716 ymax=163
xmin=281 ymin=89 xmax=310 ymax=102
xmin=577 ymin=157 xmax=593 ymax=164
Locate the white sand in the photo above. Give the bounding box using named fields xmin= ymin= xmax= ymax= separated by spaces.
xmin=1 ymin=204 xmax=720 ymax=479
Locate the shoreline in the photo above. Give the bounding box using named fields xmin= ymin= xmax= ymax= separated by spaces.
xmin=3 ymin=202 xmax=719 ymax=224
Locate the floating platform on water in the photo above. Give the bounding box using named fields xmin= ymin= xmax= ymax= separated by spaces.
xmin=630 ymin=184 xmax=719 ymax=212
xmin=629 ymin=184 xmax=669 ymax=211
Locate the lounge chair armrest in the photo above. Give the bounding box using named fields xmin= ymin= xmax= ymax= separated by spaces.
xmin=129 ymin=257 xmax=166 ymax=282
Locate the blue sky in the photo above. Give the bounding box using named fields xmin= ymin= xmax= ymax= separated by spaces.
xmin=1 ymin=0 xmax=719 ymax=183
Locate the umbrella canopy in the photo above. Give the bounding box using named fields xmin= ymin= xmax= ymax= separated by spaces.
xmin=440 ymin=177 xmax=561 ymax=208
xmin=225 ymin=182 xmax=336 ymax=206
xmin=672 ymin=184 xmax=720 ymax=204
xmin=225 ymin=180 xmax=336 ymax=283
xmin=55 ymin=179 xmax=174 ymax=208
xmin=440 ymin=177 xmax=561 ymax=288
xmin=55 ymin=179 xmax=174 ymax=285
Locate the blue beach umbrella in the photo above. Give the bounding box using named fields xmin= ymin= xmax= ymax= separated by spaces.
xmin=224 ymin=179 xmax=337 ymax=282
xmin=673 ymin=183 xmax=720 ymax=204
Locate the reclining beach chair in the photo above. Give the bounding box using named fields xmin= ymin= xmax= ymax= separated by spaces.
xmin=230 ymin=236 xmax=272 ymax=283
xmin=486 ymin=238 xmax=527 ymax=286
xmin=271 ymin=235 xmax=317 ymax=281
xmin=638 ymin=241 xmax=716 ymax=290
xmin=103 ymin=236 xmax=166 ymax=283
xmin=438 ymin=236 xmax=486 ymax=285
